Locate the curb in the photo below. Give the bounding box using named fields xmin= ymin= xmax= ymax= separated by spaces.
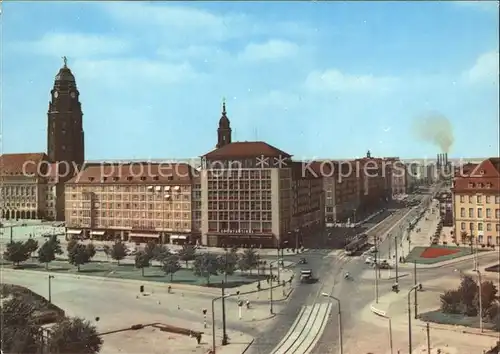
xmin=1 ymin=268 xmax=221 ymax=295
xmin=241 ymin=338 xmax=255 ymax=354
xmin=401 ymin=251 xmax=496 ymax=269
xmin=415 ymin=321 xmax=500 ymax=339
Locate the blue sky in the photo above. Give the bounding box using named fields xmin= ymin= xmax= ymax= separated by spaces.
xmin=2 ymin=1 xmax=498 ymax=160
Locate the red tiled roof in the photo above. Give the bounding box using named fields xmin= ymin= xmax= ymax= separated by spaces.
xmin=452 ymin=157 xmax=500 ymax=193
xmin=203 ymin=141 xmax=291 ymax=159
xmin=67 ymin=162 xmax=196 ymax=184
xmin=0 ymin=153 xmax=48 ymax=176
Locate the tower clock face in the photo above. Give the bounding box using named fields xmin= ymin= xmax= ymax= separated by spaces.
xmin=53 ymin=91 xmax=59 ymax=98
xmin=70 ymin=92 xmax=76 ymax=98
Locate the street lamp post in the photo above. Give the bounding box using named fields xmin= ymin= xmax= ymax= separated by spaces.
xmin=269 ymin=264 xmax=275 ymax=314
xmin=211 ymin=293 xmax=231 ymax=354
xmin=321 ymin=293 xmax=343 ymax=354
xmin=476 ymin=269 xmax=483 ymax=333
xmin=48 ymin=275 xmax=55 ymax=303
xmin=407 ymin=283 xmax=422 ymax=354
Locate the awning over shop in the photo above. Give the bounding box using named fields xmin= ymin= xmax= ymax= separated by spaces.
xmin=90 ymin=231 xmax=105 ymax=236
xmin=129 ymin=233 xmax=159 ymax=238
xmin=66 ymin=229 xmax=82 ymax=235
xmin=170 ymin=235 xmax=187 ymax=240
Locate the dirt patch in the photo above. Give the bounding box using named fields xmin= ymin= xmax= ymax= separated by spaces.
xmin=101 ymin=326 xmax=210 ymax=354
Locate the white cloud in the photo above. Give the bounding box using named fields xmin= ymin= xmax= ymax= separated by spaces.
xmin=464 ymin=50 xmax=499 ymax=85
xmin=157 ymin=45 xmax=228 ymax=63
xmin=304 ymin=69 xmax=399 ymax=93
xmin=72 ymin=58 xmax=200 ymax=87
xmin=13 ymin=33 xmax=130 ymax=58
xmin=238 ymin=40 xmax=299 ymax=62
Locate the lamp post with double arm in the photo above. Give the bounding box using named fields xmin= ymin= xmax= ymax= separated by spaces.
xmin=321 ymin=293 xmax=343 ymax=354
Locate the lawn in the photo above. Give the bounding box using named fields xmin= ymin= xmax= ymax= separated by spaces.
xmin=405 ymin=246 xmax=473 ymax=264
xmin=419 ymin=309 xmax=498 ymax=330
xmin=1 ymin=259 xmax=265 ymax=288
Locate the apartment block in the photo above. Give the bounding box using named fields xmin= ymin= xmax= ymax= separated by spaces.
xmin=452 ymin=157 xmax=500 ymax=246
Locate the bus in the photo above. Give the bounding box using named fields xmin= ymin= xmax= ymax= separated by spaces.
xmin=344 ymin=233 xmax=368 ymax=256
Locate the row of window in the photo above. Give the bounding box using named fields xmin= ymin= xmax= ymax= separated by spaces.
xmin=69 ymin=193 xmax=191 ymax=201
xmin=207 ymin=221 xmax=273 ymax=232
xmin=459 ymin=208 xmax=500 ymax=219
xmin=207 ymin=201 xmax=272 ymax=211
xmin=207 ymin=181 xmax=272 ymax=190
xmin=70 ymin=210 xmax=191 ymax=219
xmin=0 ymin=186 xmax=37 ymax=196
xmin=69 ymin=202 xmax=190 ymax=211
xmin=206 ymin=170 xmax=272 ymax=179
xmin=69 ymin=185 xmax=192 ymax=192
xmin=460 ymin=222 xmax=500 ymax=232
xmin=208 ymin=211 xmax=272 ymax=221
xmin=207 ymin=191 xmax=273 ymax=200
xmin=69 ymin=218 xmax=191 ymax=230
xmin=458 ymin=195 xmax=500 ymax=204
xmin=2 ymin=203 xmax=37 ymax=208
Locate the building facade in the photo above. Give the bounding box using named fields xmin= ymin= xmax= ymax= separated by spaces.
xmin=452 ymin=157 xmax=500 ymax=246
xmin=64 ymin=163 xmax=199 ymax=244
xmin=200 ymin=104 xmax=294 ymax=248
xmin=356 ymin=151 xmax=391 ymax=213
xmin=0 ymin=60 xmax=85 ymax=222
xmin=290 ymin=162 xmax=324 ymax=247
xmin=436 ymin=191 xmax=453 ymax=227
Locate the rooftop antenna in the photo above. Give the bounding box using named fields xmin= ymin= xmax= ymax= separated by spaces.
xmin=254 ymin=127 xmax=259 ymax=141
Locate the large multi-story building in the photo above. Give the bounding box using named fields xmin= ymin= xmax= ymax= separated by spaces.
xmin=452 ymin=157 xmax=500 ymax=246
xmin=1 ymin=60 xmax=85 ymax=221
xmin=356 ymin=151 xmax=391 ymax=213
xmin=316 ymin=161 xmax=359 ymax=225
xmin=200 ymin=107 xmax=293 ymax=247
xmin=290 ymin=162 xmax=324 ymax=246
xmin=64 ymin=162 xmax=199 ymax=244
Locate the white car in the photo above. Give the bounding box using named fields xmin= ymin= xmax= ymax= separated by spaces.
xmin=365 ymin=256 xmax=375 ymax=264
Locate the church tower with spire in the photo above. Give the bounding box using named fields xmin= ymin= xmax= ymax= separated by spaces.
xmin=216 ymin=99 xmax=232 ymax=148
xmin=47 ymin=57 xmax=85 ymax=166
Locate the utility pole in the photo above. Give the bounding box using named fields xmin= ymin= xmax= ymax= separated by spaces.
xmin=374 ymin=237 xmax=379 ymax=303
xmin=414 ymin=261 xmax=418 ymax=319
xmin=221 ymin=281 xmax=228 ymax=345
xmin=269 ymin=265 xmax=274 ymax=314
xmin=426 ymin=322 xmax=431 ymax=354
xmin=394 ymin=236 xmax=399 ymax=282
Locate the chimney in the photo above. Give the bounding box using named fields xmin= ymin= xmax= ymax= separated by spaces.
xmin=437 ymin=153 xmax=440 ymax=167
xmin=444 ymin=153 xmax=448 ymax=167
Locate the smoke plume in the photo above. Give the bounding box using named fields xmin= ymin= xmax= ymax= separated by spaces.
xmin=412 ymin=112 xmax=454 ymax=153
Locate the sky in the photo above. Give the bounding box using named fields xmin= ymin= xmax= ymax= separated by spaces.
xmin=1 ymin=1 xmax=499 ymax=161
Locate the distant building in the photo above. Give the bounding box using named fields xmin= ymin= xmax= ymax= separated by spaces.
xmin=452 ymin=157 xmax=500 ymax=246
xmin=435 ymin=191 xmax=453 ymax=227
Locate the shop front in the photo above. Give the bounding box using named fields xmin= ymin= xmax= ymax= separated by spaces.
xmin=169 ymin=234 xmax=189 ymax=245
xmin=90 ymin=230 xmax=108 ymax=241
xmin=129 ymin=232 xmax=160 ymax=244
xmin=66 ymin=229 xmax=82 ymax=240
xmin=206 ymin=231 xmax=275 ymax=248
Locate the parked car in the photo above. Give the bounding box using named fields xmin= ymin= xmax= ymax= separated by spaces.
xmin=365 ymin=256 xmax=375 ymax=264
xmin=298 ymin=258 xmax=307 ymax=264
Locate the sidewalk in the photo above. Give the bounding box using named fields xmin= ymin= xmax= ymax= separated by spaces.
xmin=365 ymin=281 xmax=499 ymax=354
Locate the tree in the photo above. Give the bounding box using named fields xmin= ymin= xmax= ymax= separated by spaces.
xmin=48 ymin=235 xmax=63 ymax=255
xmin=475 ymin=281 xmax=498 ymax=313
xmin=47 ymin=317 xmax=102 ymax=354
xmin=67 ymin=239 xmax=78 ymax=253
xmin=193 ymin=253 xmax=219 ymax=284
xmin=109 ymin=241 xmax=127 ymax=265
xmin=86 ymin=243 xmax=96 ymax=260
xmin=67 ymin=243 xmax=91 ymax=272
xmin=485 ymin=302 xmax=500 ymax=330
xmin=440 ymin=290 xmax=462 ymax=314
xmin=3 ymin=241 xmax=31 ymax=267
xmin=152 ymin=244 xmax=170 ymax=263
xmin=0 ymin=295 xmax=41 ymax=354
xmin=103 ymin=244 xmax=111 ymax=261
xmin=24 ymin=238 xmax=39 ymax=258
xmin=239 ymin=248 xmax=259 ymax=275
xmin=178 ymin=244 xmax=196 ymax=268
xmin=144 ymin=241 xmax=157 ymax=260
xmin=38 ymin=241 xmax=56 ymax=270
xmin=162 ymin=255 xmax=181 ymax=281
xmin=135 ymin=251 xmax=150 ymax=276
xmin=218 ymin=250 xmax=238 ymax=282
xmin=458 ymin=275 xmax=478 ymax=316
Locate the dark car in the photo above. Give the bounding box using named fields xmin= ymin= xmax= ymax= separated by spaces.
xmin=298 ymin=258 xmax=307 ymax=264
